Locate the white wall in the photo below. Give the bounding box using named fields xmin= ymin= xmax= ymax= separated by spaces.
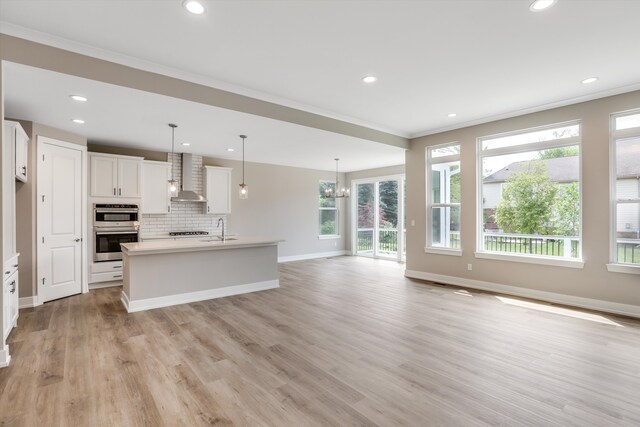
xmin=406 ymin=90 xmax=640 ymax=314
xmin=202 ymin=156 xmax=346 ymax=259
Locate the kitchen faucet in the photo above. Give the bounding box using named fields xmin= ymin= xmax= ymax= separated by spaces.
xmin=217 ymin=217 xmax=225 ymax=241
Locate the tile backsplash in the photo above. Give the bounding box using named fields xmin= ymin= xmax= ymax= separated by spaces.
xmin=139 ymin=153 xmax=226 ymax=238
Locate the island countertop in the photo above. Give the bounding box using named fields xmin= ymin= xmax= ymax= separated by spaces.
xmin=121 ymin=236 xmax=283 ymax=256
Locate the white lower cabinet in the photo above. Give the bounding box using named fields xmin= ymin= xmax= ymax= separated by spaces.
xmin=3 ymin=256 xmax=19 ymax=342
xmin=90 ymin=261 xmax=123 ymax=284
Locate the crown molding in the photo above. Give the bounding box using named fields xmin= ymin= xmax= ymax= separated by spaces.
xmin=409 ymin=83 xmax=640 ymax=140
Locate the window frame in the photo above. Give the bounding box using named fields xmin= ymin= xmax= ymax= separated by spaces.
xmin=318 ymin=180 xmax=340 ymax=239
xmin=607 ymin=109 xmax=640 ymax=274
xmin=426 ymin=142 xmax=462 ymax=256
xmin=475 ymin=120 xmax=584 ymax=268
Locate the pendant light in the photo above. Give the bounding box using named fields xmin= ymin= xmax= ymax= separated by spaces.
xmin=168 ymin=124 xmax=179 ymax=196
xmin=239 ymin=135 xmax=249 ymax=199
xmin=325 ymin=158 xmax=349 ymax=198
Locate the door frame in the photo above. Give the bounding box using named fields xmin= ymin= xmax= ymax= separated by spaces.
xmin=36 ymin=136 xmax=88 ymax=304
xmin=350 ymin=174 xmax=405 ymax=262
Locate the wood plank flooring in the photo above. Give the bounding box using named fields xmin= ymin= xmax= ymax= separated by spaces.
xmin=1 ymin=256 xmax=639 ymax=426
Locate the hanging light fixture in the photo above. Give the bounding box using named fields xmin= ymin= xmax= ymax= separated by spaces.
xmin=168 ymin=124 xmax=179 ymax=196
xmin=325 ymin=158 xmax=349 ymax=198
xmin=239 ymin=135 xmax=249 ymax=199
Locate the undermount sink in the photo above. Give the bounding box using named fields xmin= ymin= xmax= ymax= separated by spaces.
xmin=200 ymin=237 xmax=238 ymax=242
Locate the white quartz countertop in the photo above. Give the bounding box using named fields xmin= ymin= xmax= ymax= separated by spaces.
xmin=121 ymin=236 xmax=283 ymax=256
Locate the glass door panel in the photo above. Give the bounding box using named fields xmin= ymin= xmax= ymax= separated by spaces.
xmin=356 ymin=183 xmax=375 ymax=256
xmin=378 ymin=180 xmax=399 ymax=258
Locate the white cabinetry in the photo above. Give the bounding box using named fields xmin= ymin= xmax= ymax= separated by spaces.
xmin=90 ymin=153 xmax=142 ymax=198
xmin=3 ymin=256 xmax=19 ymax=342
xmin=89 ymin=260 xmax=123 ymax=285
xmin=8 ymin=122 xmax=29 ymax=183
xmin=141 ymin=161 xmax=171 ymax=214
xmin=203 ymin=166 xmax=231 ymax=214
xmin=2 ymin=122 xmax=18 ymax=263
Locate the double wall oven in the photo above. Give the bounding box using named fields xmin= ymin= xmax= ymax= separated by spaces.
xmin=93 ymin=204 xmax=139 ymax=262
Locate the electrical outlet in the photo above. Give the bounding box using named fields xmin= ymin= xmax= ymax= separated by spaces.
xmin=334 ymin=241 xmax=337 ymax=247
xmin=410 ymin=219 xmax=415 ymax=227
xmin=467 ymin=264 xmax=473 ymax=271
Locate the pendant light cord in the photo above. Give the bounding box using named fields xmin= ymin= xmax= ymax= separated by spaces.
xmin=335 ymin=158 xmax=340 ymax=192
xmin=240 ymin=135 xmax=247 ymax=185
xmin=242 ymin=137 xmax=245 ymax=184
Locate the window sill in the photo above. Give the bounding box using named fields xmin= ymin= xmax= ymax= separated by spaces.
xmin=318 ymin=235 xmax=341 ymax=240
xmin=424 ymin=247 xmax=462 ymax=256
xmin=474 ymin=251 xmax=584 ymax=269
xmin=606 ymin=263 xmax=640 ymax=275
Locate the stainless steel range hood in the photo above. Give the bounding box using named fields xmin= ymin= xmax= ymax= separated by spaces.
xmin=171 ymin=153 xmax=207 ymax=202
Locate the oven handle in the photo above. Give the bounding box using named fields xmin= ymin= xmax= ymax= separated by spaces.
xmin=95 ymin=230 xmax=139 ymax=235
xmin=94 ymin=209 xmax=139 ymax=214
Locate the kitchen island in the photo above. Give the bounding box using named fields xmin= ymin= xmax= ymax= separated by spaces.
xmin=120 ymin=237 xmax=282 ymax=312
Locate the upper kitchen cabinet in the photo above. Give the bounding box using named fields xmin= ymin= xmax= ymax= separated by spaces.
xmin=203 ymin=166 xmax=232 ymax=214
xmin=2 ymin=121 xmax=19 ymax=260
xmin=90 ymin=153 xmax=142 ymax=198
xmin=5 ymin=121 xmax=29 ymax=183
xmin=141 ymin=160 xmax=171 ymax=214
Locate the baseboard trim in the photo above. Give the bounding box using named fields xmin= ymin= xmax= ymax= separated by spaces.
xmin=404 ymin=269 xmax=640 ymax=319
xmin=278 ymin=250 xmax=347 ymax=263
xmin=121 ymin=279 xmax=280 ymax=313
xmin=18 ymin=296 xmax=40 ymax=309
xmin=0 ymin=347 xmax=11 ymax=368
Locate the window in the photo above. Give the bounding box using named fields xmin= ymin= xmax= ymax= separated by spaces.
xmin=319 ymin=181 xmax=338 ymax=236
xmin=610 ymin=110 xmax=640 ymax=270
xmin=478 ymin=122 xmax=582 ymax=265
xmin=427 ymin=143 xmax=461 ymax=252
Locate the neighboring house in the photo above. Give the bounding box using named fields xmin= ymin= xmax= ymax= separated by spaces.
xmin=482 ymin=155 xmax=640 ymax=236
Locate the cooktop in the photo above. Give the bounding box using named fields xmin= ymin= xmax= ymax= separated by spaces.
xmin=169 ymin=231 xmax=209 ymax=236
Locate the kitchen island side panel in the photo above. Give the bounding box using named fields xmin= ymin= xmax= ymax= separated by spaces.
xmin=124 ymin=245 xmax=278 ymax=302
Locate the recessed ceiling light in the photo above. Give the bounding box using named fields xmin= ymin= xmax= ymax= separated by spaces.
xmin=447 ymin=113 xmax=457 ymax=118
xmin=181 ymin=142 xmax=190 ymax=146
xmin=226 ymin=148 xmax=235 ymax=152
xmin=183 ymin=0 xmax=205 ymax=15
xmin=362 ymin=75 xmax=378 ymax=84
xmin=529 ymin=0 xmax=557 ymax=12
xmin=69 ymin=95 xmax=88 ymax=102
xmin=71 ymin=119 xmax=85 ymax=124
xmin=581 ymin=77 xmax=599 ymax=84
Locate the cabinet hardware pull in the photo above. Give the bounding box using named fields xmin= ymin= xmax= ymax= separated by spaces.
xmin=113 ymin=266 xmax=121 ymax=269
xmin=13 ymin=264 xmax=18 ymax=268
xmin=119 ymin=188 xmax=122 ymax=196
xmin=74 ymin=238 xmax=81 ymax=242
xmin=113 ymin=275 xmax=123 ymax=278
xmin=113 ymin=188 xmax=116 ymax=196
xmin=4 ymin=271 xmax=10 ymax=275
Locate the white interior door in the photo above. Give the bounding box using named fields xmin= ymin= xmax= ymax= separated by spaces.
xmin=38 ymin=138 xmax=84 ymax=303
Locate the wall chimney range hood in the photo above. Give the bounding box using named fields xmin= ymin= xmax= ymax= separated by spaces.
xmin=171 ymin=153 xmax=207 ymax=202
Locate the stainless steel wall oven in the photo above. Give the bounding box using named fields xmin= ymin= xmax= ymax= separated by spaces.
xmin=93 ymin=204 xmax=139 ymax=262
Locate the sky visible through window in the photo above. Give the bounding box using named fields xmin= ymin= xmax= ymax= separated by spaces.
xmin=481 ymin=124 xmax=580 ymax=176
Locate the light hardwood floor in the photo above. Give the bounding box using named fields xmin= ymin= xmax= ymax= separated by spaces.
xmin=1 ymin=256 xmax=639 ymax=426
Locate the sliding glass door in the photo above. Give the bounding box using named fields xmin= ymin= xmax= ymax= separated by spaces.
xmin=354 ymin=176 xmax=405 ymax=261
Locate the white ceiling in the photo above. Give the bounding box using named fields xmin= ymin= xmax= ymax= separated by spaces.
xmin=4 ymin=62 xmax=405 ymax=172
xmin=1 ymin=0 xmax=639 ymax=138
